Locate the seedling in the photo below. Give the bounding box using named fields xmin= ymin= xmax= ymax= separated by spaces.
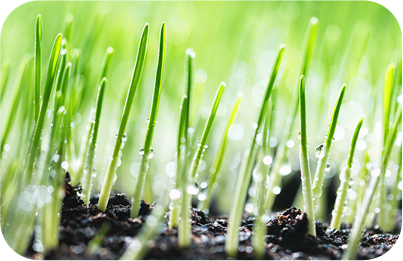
xmin=98 ymin=24 xmax=148 ymax=212
xmin=225 ymin=44 xmax=284 ymax=257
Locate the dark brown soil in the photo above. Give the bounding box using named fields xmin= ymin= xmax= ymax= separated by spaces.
xmin=24 ymin=174 xmax=400 ymax=260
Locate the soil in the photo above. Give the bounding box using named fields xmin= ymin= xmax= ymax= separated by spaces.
xmin=24 ymin=173 xmax=400 ymax=260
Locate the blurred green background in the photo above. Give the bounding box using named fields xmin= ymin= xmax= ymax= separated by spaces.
xmin=1 ymin=1 xmax=401 ymax=214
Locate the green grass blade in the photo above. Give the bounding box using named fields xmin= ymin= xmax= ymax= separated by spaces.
xmin=98 ymin=47 xmax=114 ymax=83
xmin=330 ymin=118 xmax=363 ymax=230
xmin=383 ymin=64 xmax=395 ymax=145
xmin=312 ymin=84 xmax=346 ymax=209
xmin=131 ymin=21 xmax=166 ymax=218
xmin=98 ymin=23 xmax=149 ymax=212
xmin=385 ymin=143 xmax=402 ymax=231
xmin=264 ymin=18 xmax=318 ymax=210
xmin=34 ymin=14 xmax=42 ymax=123
xmin=199 ymin=94 xmax=242 ymax=211
xmin=185 ymin=49 xmax=195 ymax=147
xmin=23 ymin=33 xmax=62 ymax=186
xmin=82 ymin=78 xmax=107 ymax=205
xmin=169 ymin=95 xmax=188 ymax=229
xmin=225 ymin=44 xmax=284 ymax=257
xmin=298 ymin=75 xmax=316 ymax=236
xmin=179 ymin=82 xmax=226 ymax=247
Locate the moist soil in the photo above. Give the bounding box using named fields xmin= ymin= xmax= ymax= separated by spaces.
xmin=25 ymin=174 xmax=400 ymax=260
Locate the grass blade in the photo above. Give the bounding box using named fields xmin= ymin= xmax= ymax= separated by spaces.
xmin=330 ymin=118 xmax=363 ymax=230
xmin=81 ymin=78 xmax=107 ymax=205
xmin=179 ymin=82 xmax=225 ymax=247
xmin=225 ymin=44 xmax=284 ymax=257
xmin=298 ymin=75 xmax=316 ymax=236
xmin=312 ymin=84 xmax=346 ymax=209
xmin=198 ymin=94 xmax=242 ymax=211
xmin=98 ymin=24 xmax=148 ymax=212
xmin=0 ymin=60 xmax=10 ymax=103
xmin=131 ymin=21 xmax=166 ymax=218
xmin=34 ymin=14 xmax=42 ymax=123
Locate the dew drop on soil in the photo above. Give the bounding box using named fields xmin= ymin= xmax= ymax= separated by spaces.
xmin=315 ymin=143 xmax=325 ymax=158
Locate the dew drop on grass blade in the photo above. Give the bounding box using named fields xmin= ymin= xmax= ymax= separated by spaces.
xmin=225 ymin=44 xmax=284 ymax=257
xmin=131 ymin=21 xmax=166 ymax=219
xmin=98 ymin=24 xmax=149 ymax=212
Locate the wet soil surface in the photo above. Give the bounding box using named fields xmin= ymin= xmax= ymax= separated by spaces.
xmin=25 ymin=177 xmax=400 ymax=260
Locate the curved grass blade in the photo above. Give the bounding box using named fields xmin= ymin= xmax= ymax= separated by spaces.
xmin=330 ymin=118 xmax=363 ymax=230
xmin=81 ymin=78 xmax=107 ymax=205
xmin=298 ymin=75 xmax=316 ymax=236
xmin=264 ymin=17 xmax=318 ymax=210
xmin=225 ymin=44 xmax=285 ymax=257
xmin=34 ymin=14 xmax=42 ymax=122
xmin=382 ymin=64 xmax=395 ymax=145
xmin=23 ymin=33 xmax=63 ymax=186
xmin=131 ymin=21 xmax=166 ymax=218
xmin=312 ymin=84 xmax=346 ymax=209
xmin=343 ymin=104 xmax=401 ymax=260
xmin=179 ymin=82 xmax=225 ymax=247
xmin=198 ymin=94 xmax=242 ymax=211
xmin=98 ymin=24 xmax=149 ymax=212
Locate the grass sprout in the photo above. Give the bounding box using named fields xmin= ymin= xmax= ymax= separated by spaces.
xmin=298 ymin=75 xmax=316 ymax=236
xmin=179 ymin=82 xmax=225 ymax=247
xmin=225 ymin=44 xmax=284 ymax=257
xmin=311 ymin=84 xmax=346 ymax=209
xmin=329 ymin=118 xmax=363 ymax=230
xmin=98 ymin=24 xmax=149 ymax=212
xmin=131 ymin=21 xmax=166 ymax=218
xmin=34 ymin=14 xmax=42 ymax=122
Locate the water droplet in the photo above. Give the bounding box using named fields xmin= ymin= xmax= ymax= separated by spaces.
xmin=263 ymin=155 xmax=273 ymax=166
xmin=315 ymin=143 xmax=325 ymax=159
xmin=312 ymin=187 xmax=322 ymax=198
xmin=298 ymin=132 xmax=301 ymax=140
xmin=203 ymin=145 xmax=208 ymax=149
xmin=269 ymin=137 xmax=277 ymax=147
xmin=61 ymin=161 xmax=69 ymax=170
xmin=169 ymin=189 xmax=181 ymax=200
xmin=245 ymin=203 xmax=254 ymax=213
xmin=139 ymin=148 xmax=145 ymax=156
xmin=122 ymin=135 xmax=127 ymax=142
xmin=198 ymin=193 xmax=207 ymax=201
xmin=273 ymin=186 xmax=281 ymax=195
xmin=279 ymin=165 xmax=292 ymax=176
xmin=148 ymin=148 xmax=154 ymax=159
xmin=52 ymin=154 xmax=60 ymax=163
xmin=165 ymin=162 xmax=175 ymax=177
xmin=325 ymin=163 xmax=331 ymax=172
xmin=187 ymin=185 xmax=199 ymax=195
xmin=4 ymin=144 xmax=10 ymax=152
xmin=252 ymin=123 xmax=258 ymax=129
xmin=371 ymin=169 xmax=380 ymax=178
xmin=286 ymin=139 xmax=294 ymax=148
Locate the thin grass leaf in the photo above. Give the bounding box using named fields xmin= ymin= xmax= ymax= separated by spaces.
xmin=385 ymin=143 xmax=402 ymax=231
xmin=131 ymin=21 xmax=166 ymax=218
xmin=383 ymin=64 xmax=395 ymax=145
xmin=169 ymin=95 xmax=188 ymax=229
xmin=34 ymin=14 xmax=42 ymax=122
xmin=98 ymin=24 xmax=149 ymax=212
xmin=179 ymin=82 xmax=226 ymax=247
xmin=264 ymin=18 xmax=318 ymax=210
xmin=330 ymin=118 xmax=363 ymax=230
xmin=312 ymin=84 xmax=346 ymax=209
xmin=298 ymin=75 xmax=316 ymax=236
xmin=198 ymin=94 xmax=242 ymax=211
xmin=23 ymin=33 xmax=62 ymax=186
xmin=81 ymin=78 xmax=107 ymax=205
xmin=225 ymin=44 xmax=284 ymax=257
